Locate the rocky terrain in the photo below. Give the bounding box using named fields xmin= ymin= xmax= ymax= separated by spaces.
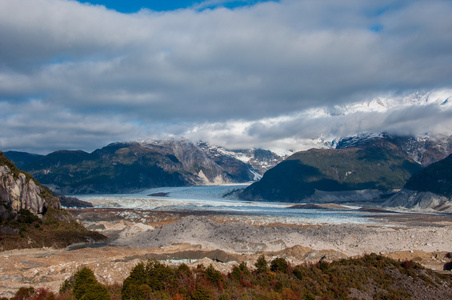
xmin=1 ymin=207 xmax=452 ymax=298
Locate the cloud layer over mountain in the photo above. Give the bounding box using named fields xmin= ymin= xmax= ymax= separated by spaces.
xmin=1 ymin=0 xmax=452 ymax=153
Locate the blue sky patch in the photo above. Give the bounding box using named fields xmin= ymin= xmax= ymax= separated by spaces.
xmin=79 ymin=0 xmax=277 ymax=13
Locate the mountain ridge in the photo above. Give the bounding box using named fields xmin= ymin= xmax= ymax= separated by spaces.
xmin=4 ymin=139 xmax=283 ymax=194
xmin=240 ymin=136 xmax=423 ymax=203
xmin=383 ymin=153 xmax=452 ymax=212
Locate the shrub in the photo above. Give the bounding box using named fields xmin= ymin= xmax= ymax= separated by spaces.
xmin=122 ymin=259 xmax=175 ymax=299
xmin=60 ymin=273 xmax=76 ymax=294
xmin=176 ymin=263 xmax=192 ymax=277
xmin=205 ymin=264 xmax=224 ymax=289
xmin=145 ymin=259 xmax=175 ymax=291
xmin=191 ymin=285 xmax=213 ymax=300
xmin=73 ymin=267 xmax=110 ymax=300
xmin=270 ymin=257 xmax=289 ymax=273
xmin=31 ymin=288 xmax=55 ymax=300
xmin=121 ymin=263 xmax=147 ymax=300
xmin=255 ymin=255 xmax=268 ymax=273
xmin=11 ymin=287 xmax=35 ymax=300
xmin=80 ymin=283 xmax=110 ymax=300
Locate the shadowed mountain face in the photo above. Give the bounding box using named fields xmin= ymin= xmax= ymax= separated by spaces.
xmin=404 ymin=154 xmax=452 ymax=198
xmin=382 ymin=154 xmax=452 ymax=212
xmin=4 ymin=140 xmax=282 ymax=194
xmin=240 ymin=139 xmax=422 ymax=202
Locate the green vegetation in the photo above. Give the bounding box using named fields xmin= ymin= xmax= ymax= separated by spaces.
xmin=73 ymin=267 xmax=110 ymax=300
xmin=405 ymin=154 xmax=452 ymax=197
xmin=0 ymin=204 xmax=105 ymax=251
xmin=9 ymin=254 xmax=452 ymax=299
xmin=241 ymin=140 xmax=422 ymax=202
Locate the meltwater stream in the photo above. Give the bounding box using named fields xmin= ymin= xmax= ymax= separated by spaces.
xmin=74 ymin=185 xmax=386 ymax=224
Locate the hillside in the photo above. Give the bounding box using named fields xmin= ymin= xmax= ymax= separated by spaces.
xmin=240 ymin=138 xmax=422 ymax=202
xmin=0 ymin=152 xmax=104 ymax=251
xmin=383 ymin=154 xmax=452 ymax=212
xmin=5 ymin=140 xmax=282 ymax=194
xmin=6 ymin=253 xmax=452 ymax=300
xmin=404 ymin=153 xmax=452 ymax=197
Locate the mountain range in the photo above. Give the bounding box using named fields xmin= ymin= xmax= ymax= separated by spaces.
xmin=4 ymin=139 xmax=283 ymax=194
xmin=3 ymin=134 xmax=452 ymax=211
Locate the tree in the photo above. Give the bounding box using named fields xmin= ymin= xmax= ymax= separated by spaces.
xmin=270 ymin=257 xmax=289 ymax=273
xmin=73 ymin=267 xmax=110 ymax=300
xmin=255 ymin=255 xmax=268 ymax=273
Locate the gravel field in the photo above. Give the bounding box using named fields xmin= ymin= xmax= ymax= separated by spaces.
xmin=1 ymin=208 xmax=452 ymax=298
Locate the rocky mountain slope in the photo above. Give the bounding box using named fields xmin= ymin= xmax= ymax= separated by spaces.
xmin=240 ymin=137 xmax=422 ymax=203
xmin=383 ymin=154 xmax=452 ymax=212
xmin=0 ymin=152 xmax=104 ymax=250
xmin=335 ymin=133 xmax=452 ymax=167
xmin=5 ymin=139 xmax=282 ymax=194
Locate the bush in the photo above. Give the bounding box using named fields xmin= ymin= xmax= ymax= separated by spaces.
xmin=80 ymin=283 xmax=110 ymax=300
xmin=11 ymin=287 xmax=35 ymax=300
xmin=145 ymin=259 xmax=175 ymax=291
xmin=205 ymin=264 xmax=224 ymax=288
xmin=60 ymin=273 xmax=76 ymax=294
xmin=122 ymin=259 xmax=175 ymax=299
xmin=73 ymin=267 xmax=110 ymax=300
xmin=255 ymin=255 xmax=268 ymax=273
xmin=270 ymin=257 xmax=289 ymax=273
xmin=121 ymin=263 xmax=147 ymax=300
xmin=191 ymin=285 xmax=213 ymax=300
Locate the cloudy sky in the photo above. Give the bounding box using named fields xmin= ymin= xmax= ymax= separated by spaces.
xmin=1 ymin=0 xmax=452 ymax=154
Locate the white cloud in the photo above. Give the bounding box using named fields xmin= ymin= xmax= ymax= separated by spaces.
xmin=0 ymin=0 xmax=452 ymax=153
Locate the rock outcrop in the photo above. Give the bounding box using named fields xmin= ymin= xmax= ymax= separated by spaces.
xmin=383 ymin=189 xmax=452 ymax=213
xmin=0 ymin=152 xmax=105 ymax=250
xmin=0 ymin=153 xmax=61 ymax=218
xmin=0 ymin=166 xmax=56 ymax=216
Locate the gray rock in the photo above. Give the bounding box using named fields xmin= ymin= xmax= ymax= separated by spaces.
xmin=383 ymin=189 xmax=452 ymax=213
xmin=0 ymin=165 xmax=60 ymax=217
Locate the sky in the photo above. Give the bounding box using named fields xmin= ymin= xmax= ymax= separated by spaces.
xmin=1 ymin=0 xmax=452 ymax=154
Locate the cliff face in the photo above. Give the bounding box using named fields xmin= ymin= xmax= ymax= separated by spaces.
xmin=0 ymin=165 xmax=61 ymax=217
xmin=0 ymin=152 xmax=62 ymax=219
xmin=0 ymin=152 xmax=104 ymax=251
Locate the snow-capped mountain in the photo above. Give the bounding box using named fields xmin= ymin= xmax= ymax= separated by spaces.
xmin=196 ymin=141 xmax=284 ymax=180
xmin=322 ymin=89 xmax=452 ymax=117
xmin=335 ymin=133 xmax=452 ymax=167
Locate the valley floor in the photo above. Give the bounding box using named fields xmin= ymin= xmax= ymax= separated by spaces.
xmin=1 ymin=208 xmax=452 ymax=298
